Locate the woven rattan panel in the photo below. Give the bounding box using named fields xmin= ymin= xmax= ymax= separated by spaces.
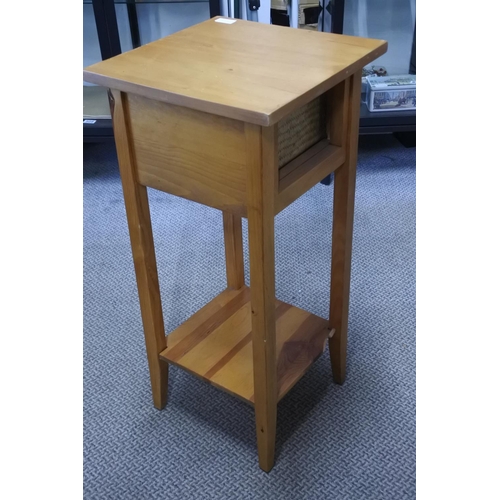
xmin=277 ymin=95 xmax=327 ymax=168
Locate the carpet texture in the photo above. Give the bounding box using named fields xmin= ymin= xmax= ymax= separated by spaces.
xmin=83 ymin=134 xmax=416 ymax=499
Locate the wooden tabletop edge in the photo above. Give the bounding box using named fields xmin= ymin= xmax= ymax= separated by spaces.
xmin=378 ymin=40 xmax=389 ymax=55
xmin=266 ymin=41 xmax=388 ymax=126
xmin=83 ymin=35 xmax=389 ymax=127
xmin=83 ymin=69 xmax=272 ymax=126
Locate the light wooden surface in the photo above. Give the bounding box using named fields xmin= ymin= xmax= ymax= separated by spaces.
xmin=245 ymin=122 xmax=278 ymax=472
xmin=328 ymin=78 xmax=350 ymax=148
xmin=83 ymin=17 xmax=388 ymax=126
xmin=89 ymin=19 xmax=386 ymax=471
xmin=222 ymin=212 xmax=245 ymax=289
xmin=110 ymin=90 xmax=168 ymax=409
xmin=127 ymin=93 xmax=247 ymax=215
xmin=276 ymin=141 xmax=345 ymax=214
xmin=262 ymin=124 xmax=279 ymax=199
xmin=279 ymin=139 xmax=330 ymax=181
xmin=158 ymin=287 xmax=331 ymax=404
xmin=328 ymin=71 xmax=362 ymax=384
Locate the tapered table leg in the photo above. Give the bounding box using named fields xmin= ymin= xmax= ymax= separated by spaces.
xmin=328 ymin=72 xmax=362 ymax=385
xmin=245 ymin=123 xmax=277 ymax=472
xmin=111 ymin=90 xmax=168 ymax=408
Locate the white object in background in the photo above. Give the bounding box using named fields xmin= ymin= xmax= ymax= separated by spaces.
xmin=215 ymin=17 xmax=237 ymax=24
xmin=288 ymin=0 xmax=299 ymax=29
xmin=258 ymin=0 xmax=271 ymax=24
xmin=366 ymin=74 xmax=416 ymax=112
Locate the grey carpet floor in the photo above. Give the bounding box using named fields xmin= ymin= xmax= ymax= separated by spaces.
xmin=83 ymin=134 xmax=416 ymax=499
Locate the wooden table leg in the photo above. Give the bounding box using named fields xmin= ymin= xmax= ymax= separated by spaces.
xmin=246 ymin=123 xmax=277 ymax=472
xmin=111 ymin=90 xmax=168 ymax=409
xmin=222 ymin=212 xmax=245 ymax=290
xmin=328 ymin=72 xmax=362 ymax=385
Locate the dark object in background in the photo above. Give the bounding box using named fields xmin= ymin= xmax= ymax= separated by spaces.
xmin=393 ymin=131 xmax=416 ymax=148
xmin=320 ymin=174 xmax=332 ymax=185
xmin=372 ymin=66 xmax=388 ymax=76
xmin=409 ymin=25 xmax=416 ymax=74
xmin=303 ymin=5 xmax=321 ymax=26
xmin=248 ymin=0 xmax=260 ymax=11
xmin=271 ymin=8 xmax=289 ymax=26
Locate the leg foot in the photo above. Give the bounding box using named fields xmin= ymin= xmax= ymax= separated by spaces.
xmin=329 ymin=331 xmax=347 ymax=385
xmin=151 ymin=360 xmax=169 ymax=409
xmin=256 ymin=414 xmax=277 ymax=472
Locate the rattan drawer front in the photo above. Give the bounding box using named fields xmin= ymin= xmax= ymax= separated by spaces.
xmin=277 ymin=95 xmax=327 ymax=168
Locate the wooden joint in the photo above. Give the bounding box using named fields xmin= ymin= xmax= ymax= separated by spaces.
xmin=327 ymin=79 xmax=351 ymax=149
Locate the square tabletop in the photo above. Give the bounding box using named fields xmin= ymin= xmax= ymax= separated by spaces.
xmin=83 ymin=17 xmax=387 ymax=126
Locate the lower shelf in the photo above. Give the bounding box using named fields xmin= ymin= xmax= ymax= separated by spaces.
xmin=159 ymin=286 xmax=332 ymax=405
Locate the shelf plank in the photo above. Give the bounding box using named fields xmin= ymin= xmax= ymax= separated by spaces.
xmin=159 ymin=286 xmax=331 ymax=404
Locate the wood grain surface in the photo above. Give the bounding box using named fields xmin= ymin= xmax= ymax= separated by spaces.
xmin=83 ymin=17 xmax=387 ymax=125
xmin=276 ymin=141 xmax=345 ymax=214
xmin=126 ymin=93 xmax=247 ymax=215
xmin=245 ymin=121 xmax=278 ymax=471
xmin=328 ymin=71 xmax=362 ymax=384
xmin=159 ymin=287 xmax=331 ymax=405
xmin=110 ymin=90 xmax=169 ymax=409
xmin=223 ymin=212 xmax=245 ymax=289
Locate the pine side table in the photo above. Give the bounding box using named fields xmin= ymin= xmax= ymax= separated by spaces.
xmin=84 ymin=17 xmax=387 ymax=472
